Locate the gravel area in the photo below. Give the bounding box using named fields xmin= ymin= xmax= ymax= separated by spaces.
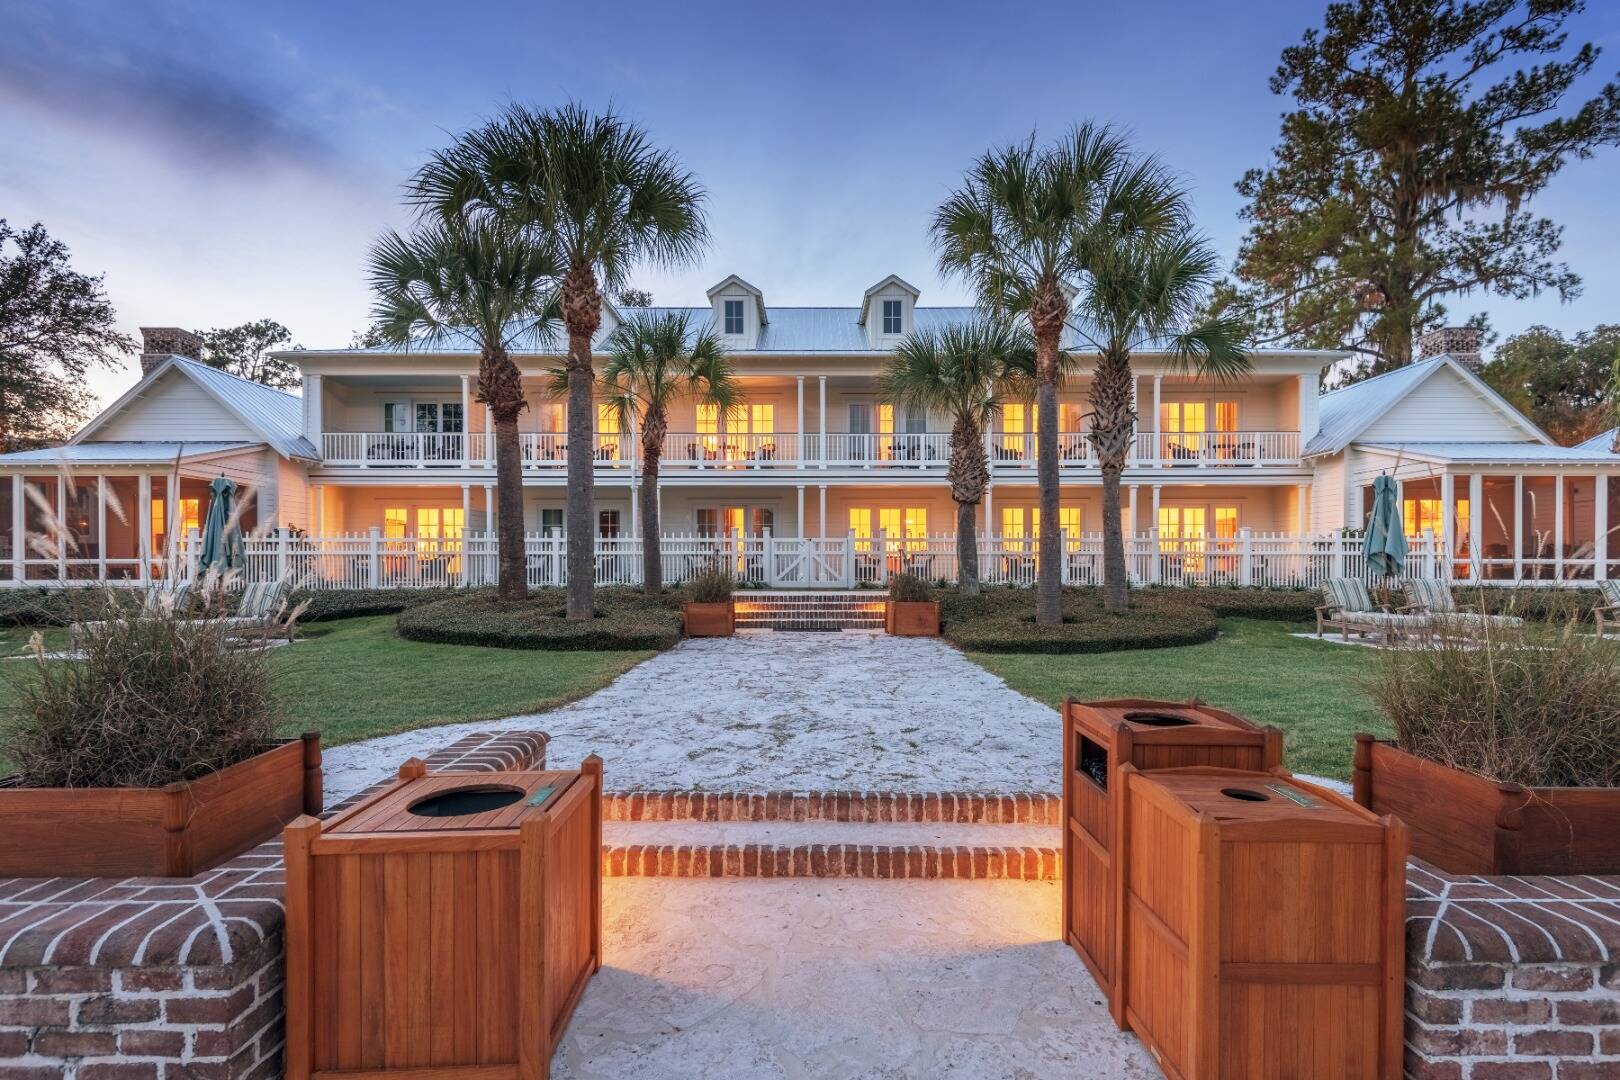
xmin=322 ymin=633 xmax=1062 ymax=802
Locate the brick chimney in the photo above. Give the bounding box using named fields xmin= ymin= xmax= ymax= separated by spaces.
xmin=1417 ymin=326 xmax=1482 ymax=372
xmin=139 ymin=327 xmax=203 ymax=375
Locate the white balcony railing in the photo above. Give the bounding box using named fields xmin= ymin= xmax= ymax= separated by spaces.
xmin=320 ymin=430 xmax=1305 ymax=470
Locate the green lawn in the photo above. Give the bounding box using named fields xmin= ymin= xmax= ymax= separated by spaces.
xmin=0 ymin=616 xmax=654 ymax=751
xmin=969 ymin=618 xmax=1390 ymax=781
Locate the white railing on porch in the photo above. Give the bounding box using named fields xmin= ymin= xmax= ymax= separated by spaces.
xmin=319 ymin=430 xmax=1306 ymax=471
xmin=141 ymin=528 xmax=1501 ymax=592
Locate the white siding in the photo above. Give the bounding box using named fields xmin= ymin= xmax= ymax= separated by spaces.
xmin=1360 ymin=367 xmax=1528 ymax=444
xmin=96 ymin=372 xmax=257 ymax=443
xmin=863 ymin=281 xmax=915 ymax=347
xmin=1310 ymin=452 xmax=1348 ymax=532
xmin=274 ymin=456 xmax=310 ymax=530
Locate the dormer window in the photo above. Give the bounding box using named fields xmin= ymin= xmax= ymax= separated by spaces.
xmin=723 ymin=299 xmax=745 ymax=336
xmin=882 ymin=299 xmax=903 ymax=336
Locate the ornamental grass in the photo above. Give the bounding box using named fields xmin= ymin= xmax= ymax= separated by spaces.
xmin=1365 ymin=612 xmax=1620 ymax=789
xmin=2 ymin=581 xmax=290 ymax=789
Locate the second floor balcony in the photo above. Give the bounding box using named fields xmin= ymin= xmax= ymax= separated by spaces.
xmin=318 ymin=429 xmax=1305 ymax=472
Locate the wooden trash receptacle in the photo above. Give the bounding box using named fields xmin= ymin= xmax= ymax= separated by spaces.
xmin=1113 ymin=766 xmax=1406 ymax=1080
xmin=283 ymin=755 xmax=604 ymax=1080
xmin=1062 ymin=698 xmax=1282 ymax=1008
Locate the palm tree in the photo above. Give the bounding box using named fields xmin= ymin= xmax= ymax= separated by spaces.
xmin=596 ymin=311 xmax=740 ymax=593
xmin=366 ymin=216 xmax=558 ymax=601
xmin=881 ymin=321 xmax=1035 ymax=595
xmin=408 ymin=103 xmax=708 ymax=620
xmin=1072 ymin=230 xmax=1249 ymax=611
xmin=933 ymin=124 xmax=1185 ymax=625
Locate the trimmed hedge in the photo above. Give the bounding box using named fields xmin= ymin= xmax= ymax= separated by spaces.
xmin=1162 ymin=585 xmax=1320 ymax=622
xmin=395 ymin=588 xmax=683 ymax=651
xmin=291 ymin=588 xmax=454 ymax=622
xmin=940 ymin=587 xmax=1220 ymax=654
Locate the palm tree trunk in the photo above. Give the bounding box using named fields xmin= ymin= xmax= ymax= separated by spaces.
xmin=1089 ymin=345 xmax=1136 ymax=612
xmin=493 ymin=415 xmax=527 ymax=600
xmin=948 ymin=416 xmax=988 ymax=596
xmin=562 ymin=268 xmax=601 ymax=620
xmin=1031 ymin=286 xmax=1066 ymax=626
xmin=640 ymin=406 xmax=665 ymax=594
xmin=479 ymin=343 xmax=528 ymax=602
xmin=956 ymin=500 xmax=980 ymax=595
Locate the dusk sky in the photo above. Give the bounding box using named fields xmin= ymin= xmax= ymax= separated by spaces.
xmin=3 ymin=0 xmax=1618 ymax=406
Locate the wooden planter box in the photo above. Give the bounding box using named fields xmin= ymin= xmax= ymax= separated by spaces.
xmin=1114 ymin=765 xmax=1406 ymax=1079
xmin=683 ymin=600 xmax=735 ymax=636
xmin=885 ymin=600 xmax=940 ymax=636
xmin=1353 ymin=734 xmax=1620 ymax=875
xmin=284 ymin=755 xmax=603 ymax=1080
xmin=1062 ymin=698 xmax=1283 ymax=1010
xmin=0 ymin=734 xmax=322 ymax=879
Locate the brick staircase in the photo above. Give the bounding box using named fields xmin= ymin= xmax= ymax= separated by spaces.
xmin=733 ymin=590 xmax=888 ymax=631
xmin=601 ymin=790 xmax=1061 ymax=879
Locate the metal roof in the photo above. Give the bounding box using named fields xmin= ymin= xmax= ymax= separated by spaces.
xmin=323 ymin=306 xmax=1244 ymax=357
xmin=70 ymin=356 xmax=320 ymax=461
xmin=1576 ymin=427 xmax=1618 ymax=452
xmin=1357 ymin=441 xmax=1620 ymax=464
xmin=1307 ymin=355 xmax=1549 ymax=457
xmin=0 ymin=441 xmax=259 ymax=466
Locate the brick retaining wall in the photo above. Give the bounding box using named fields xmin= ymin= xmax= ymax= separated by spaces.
xmin=1405 ymin=863 xmax=1620 ymax=1079
xmin=0 ymin=731 xmax=547 ymax=1079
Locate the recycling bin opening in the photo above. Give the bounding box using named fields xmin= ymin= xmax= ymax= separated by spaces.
xmin=406 ymin=784 xmax=524 ymax=817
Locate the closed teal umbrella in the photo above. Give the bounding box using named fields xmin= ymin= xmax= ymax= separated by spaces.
xmin=1363 ymin=474 xmax=1408 ymax=578
xmin=197 ymin=476 xmax=244 ymax=572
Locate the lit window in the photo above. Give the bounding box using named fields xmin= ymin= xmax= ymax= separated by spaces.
xmin=882 ymin=299 xmax=903 ymax=335
xmin=1215 ymin=401 xmax=1238 ymax=433
xmin=879 ymin=508 xmax=903 ymax=546
xmin=723 ymin=299 xmax=745 ymax=335
xmin=596 ymin=403 xmax=621 ymax=461
xmin=1003 ymin=403 xmax=1028 ymax=434
xmin=1215 ymin=507 xmax=1239 ymax=539
xmin=849 ymin=508 xmax=873 ymax=552
xmin=904 ymin=507 xmax=927 ymax=551
xmin=1001 ymin=507 xmax=1027 ymax=539
xmin=384 ymin=507 xmax=408 ymax=539
xmin=1059 ymin=507 xmax=1082 ymax=548
xmin=1403 ymin=498 xmax=1444 ymax=538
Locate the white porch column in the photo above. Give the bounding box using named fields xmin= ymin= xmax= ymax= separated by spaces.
xmin=796 ymin=376 xmax=805 ymax=465
xmin=1296 ymin=483 xmax=1309 ymax=536
xmin=818 ymin=484 xmax=827 ymax=541
xmin=1554 ymin=472 xmax=1565 ymax=580
xmin=96 ymin=475 xmax=107 ymax=580
xmin=984 ymin=482 xmax=994 ymax=535
xmin=1512 ymin=474 xmax=1524 ymax=580
xmin=1152 ymin=375 xmax=1163 ymax=468
xmin=1297 ymin=370 xmax=1321 ymax=448
xmin=460 ymin=375 xmax=472 ymax=466
xmin=10 ymin=474 xmax=22 ymax=581
xmin=817 ymin=376 xmax=827 ymax=468
xmin=138 ymin=474 xmax=152 ymax=583
xmin=1439 ymin=472 xmax=1455 ymax=581
xmin=303 ymin=374 xmax=323 ymax=450
xmin=461 ymin=484 xmax=471 ymax=534
xmin=56 ymin=474 xmax=66 ymax=578
xmin=630 ymin=475 xmax=639 ymax=537
xmin=1150 ymin=484 xmax=1162 ymax=528
xmin=1126 ymin=484 xmax=1137 ymax=539
xmin=796 ymin=484 xmax=805 ymax=539
xmin=1469 ymin=474 xmax=1483 ymax=582
xmin=1595 ymin=475 xmax=1609 ymax=581
xmin=484 ymin=484 xmax=495 ymax=532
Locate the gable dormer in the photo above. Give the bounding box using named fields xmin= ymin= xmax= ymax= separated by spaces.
xmin=859 ymin=275 xmax=921 ymax=347
xmin=706 ymin=275 xmax=766 ymax=349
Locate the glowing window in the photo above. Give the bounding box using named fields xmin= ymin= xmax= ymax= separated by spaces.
xmin=1404 ymin=498 xmax=1444 ymax=538
xmin=1215 ymin=506 xmax=1239 ymax=539
xmin=384 ymin=507 xmax=409 ymax=539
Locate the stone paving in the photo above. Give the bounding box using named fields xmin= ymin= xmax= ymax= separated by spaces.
xmin=325 ymin=633 xmax=1063 ymax=801
xmin=553 ymin=877 xmax=1158 ymax=1079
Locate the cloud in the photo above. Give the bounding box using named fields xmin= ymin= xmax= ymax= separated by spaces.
xmin=0 ymin=5 xmax=334 ymax=172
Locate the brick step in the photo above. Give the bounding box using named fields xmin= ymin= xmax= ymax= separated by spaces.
xmin=602 ymin=819 xmax=1060 ymax=879
xmin=733 ymin=592 xmax=889 ymax=631
xmin=604 ymin=790 xmax=1061 ymax=824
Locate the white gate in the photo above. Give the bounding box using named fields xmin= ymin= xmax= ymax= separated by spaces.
xmin=764 ymin=533 xmax=855 ymax=588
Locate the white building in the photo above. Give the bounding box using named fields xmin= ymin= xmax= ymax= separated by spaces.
xmin=0 ymin=282 xmax=1615 ymax=588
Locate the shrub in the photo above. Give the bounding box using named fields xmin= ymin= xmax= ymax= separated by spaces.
xmin=941 ymin=587 xmax=1219 ymax=654
xmin=396 ymin=588 xmax=682 ymax=651
xmin=1 ymin=588 xmax=283 ymax=788
xmin=1156 ymin=585 xmax=1319 ymax=622
xmin=290 ymin=587 xmax=454 ymax=622
xmin=1366 ymin=620 xmax=1620 ymax=788
xmin=685 ymin=569 xmax=734 ymax=604
xmin=0 ymin=588 xmax=141 ymax=628
xmin=888 ymin=573 xmax=932 ymax=603
xmin=1464 ymin=585 xmax=1604 ymax=622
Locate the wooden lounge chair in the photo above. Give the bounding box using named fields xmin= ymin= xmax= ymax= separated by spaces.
xmin=69 ymin=582 xmax=194 ymax=645
xmin=1596 ymin=579 xmax=1620 ymax=638
xmin=1399 ymin=578 xmax=1524 ymax=634
xmin=1316 ymin=577 xmax=1434 ymax=644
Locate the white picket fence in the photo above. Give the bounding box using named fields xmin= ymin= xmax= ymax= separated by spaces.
xmin=174 ymin=529 xmax=1456 ymax=591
